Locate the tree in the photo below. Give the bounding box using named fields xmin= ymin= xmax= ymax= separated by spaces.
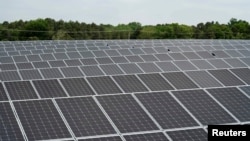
xmin=21 ymin=19 xmax=50 ymax=40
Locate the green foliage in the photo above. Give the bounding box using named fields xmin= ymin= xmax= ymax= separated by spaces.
xmin=0 ymin=18 xmax=249 ymax=40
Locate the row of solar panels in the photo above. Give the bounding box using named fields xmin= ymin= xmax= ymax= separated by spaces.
xmin=1 ymin=68 xmax=250 ymax=101
xmin=1 ymin=39 xmax=250 ymax=46
xmin=1 ymin=44 xmax=250 ymax=61
xmin=1 ymin=41 xmax=250 ymax=55
xmin=1 ymin=86 xmax=250 ymax=141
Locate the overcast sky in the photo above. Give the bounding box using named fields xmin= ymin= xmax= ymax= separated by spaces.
xmin=1 ymin=0 xmax=249 ymax=25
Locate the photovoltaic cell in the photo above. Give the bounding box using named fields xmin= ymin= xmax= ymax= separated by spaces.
xmin=87 ymin=76 xmax=122 ymax=94
xmin=14 ymin=100 xmax=72 ymax=140
xmin=118 ymin=63 xmax=143 ymax=74
xmin=240 ymin=58 xmax=250 ymax=66
xmin=100 ymin=64 xmax=124 ymax=75
xmin=0 ymin=83 xmax=8 ymax=101
xmin=81 ymin=66 xmax=104 ymax=76
xmin=223 ymin=58 xmax=247 ymax=68
xmin=0 ymin=71 xmax=21 ymax=81
xmin=80 ymin=58 xmax=98 ymax=65
xmin=33 ymin=79 xmax=67 ymax=98
xmin=169 ymin=53 xmax=187 ymax=60
xmin=13 ymin=56 xmax=28 ymax=63
xmin=167 ymin=128 xmax=207 ymax=141
xmin=239 ymin=86 xmax=250 ymax=96
xmin=136 ymin=92 xmax=198 ymax=129
xmin=230 ymin=68 xmax=250 ymax=84
xmin=191 ymin=60 xmax=215 ymax=70
xmin=111 ymin=56 xmax=129 ymax=63
xmin=140 ymin=54 xmax=158 ymax=62
xmin=207 ymin=87 xmax=250 ymax=122
xmin=40 ymin=68 xmax=63 ymax=79
xmin=137 ymin=63 xmax=162 ymax=73
xmin=49 ymin=60 xmax=66 ymax=67
xmin=155 ymin=62 xmax=180 ymax=72
xmin=5 ymin=81 xmax=38 ymax=100
xmin=162 ymin=72 xmax=198 ymax=89
xmin=182 ymin=52 xmax=201 ymax=59
xmin=138 ymin=73 xmax=174 ymax=91
xmin=16 ymin=62 xmax=33 ymax=70
xmin=0 ymin=102 xmax=25 ymax=141
xmin=60 ymin=78 xmax=95 ymax=96
xmin=208 ymin=59 xmax=231 ymax=69
xmin=126 ymin=55 xmax=144 ymax=62
xmin=124 ymin=132 xmax=169 ymax=141
xmin=60 ymin=67 xmax=84 ymax=77
xmin=96 ymin=57 xmax=114 ymax=64
xmin=56 ymin=97 xmax=116 ymax=137
xmin=113 ymin=75 xmax=148 ymax=93
xmin=173 ymin=61 xmax=198 ymax=71
xmin=78 ymin=136 xmax=122 ymax=141
xmin=19 ymin=69 xmax=43 ymax=80
xmin=0 ymin=63 xmax=17 ymax=71
xmin=32 ymin=61 xmax=50 ymax=68
xmin=173 ymin=90 xmax=236 ymax=125
xmin=97 ymin=94 xmax=159 ymax=133
xmin=208 ymin=69 xmax=245 ymax=86
xmin=64 ymin=59 xmax=82 ymax=66
xmin=154 ymin=54 xmax=172 ymax=61
xmin=186 ymin=71 xmax=222 ymax=88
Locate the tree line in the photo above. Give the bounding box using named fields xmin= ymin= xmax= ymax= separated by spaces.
xmin=0 ymin=18 xmax=249 ymax=40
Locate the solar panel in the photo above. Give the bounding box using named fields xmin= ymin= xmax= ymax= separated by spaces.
xmin=124 ymin=132 xmax=169 ymax=141
xmin=173 ymin=89 xmax=236 ymax=125
xmin=87 ymin=76 xmax=122 ymax=94
xmin=208 ymin=69 xmax=245 ymax=86
xmin=1 ymin=39 xmax=250 ymax=140
xmin=230 ymin=68 xmax=250 ymax=84
xmin=137 ymin=63 xmax=162 ymax=73
xmin=162 ymin=72 xmax=198 ymax=89
xmin=138 ymin=73 xmax=174 ymax=91
xmin=239 ymin=86 xmax=250 ymax=96
xmin=118 ymin=63 xmax=143 ymax=74
xmin=167 ymin=128 xmax=207 ymax=141
xmin=56 ymin=97 xmax=116 ymax=137
xmin=0 ymin=83 xmax=8 ymax=101
xmin=19 ymin=69 xmax=43 ymax=80
xmin=80 ymin=66 xmax=104 ymax=76
xmin=207 ymin=59 xmax=231 ymax=69
xmin=60 ymin=67 xmax=84 ymax=77
xmin=136 ymin=92 xmax=199 ymax=128
xmin=5 ymin=81 xmax=38 ymax=100
xmin=173 ymin=61 xmax=198 ymax=70
xmin=32 ymin=61 xmax=50 ymax=68
xmin=97 ymin=94 xmax=159 ymax=133
xmin=33 ymin=79 xmax=67 ymax=98
xmin=78 ymin=136 xmax=122 ymax=141
xmin=13 ymin=100 xmax=72 ymax=140
xmin=0 ymin=64 xmax=17 ymax=71
xmin=100 ymin=64 xmax=124 ymax=75
xmin=186 ymin=71 xmax=222 ymax=88
xmin=154 ymin=54 xmax=172 ymax=61
xmin=207 ymin=87 xmax=250 ymax=122
xmin=60 ymin=78 xmax=95 ymax=96
xmin=155 ymin=61 xmax=180 ymax=72
xmin=40 ymin=68 xmax=64 ymax=79
xmin=0 ymin=71 xmax=21 ymax=81
xmin=65 ymin=59 xmax=82 ymax=66
xmin=0 ymin=102 xmax=25 ymax=141
xmin=112 ymin=75 xmax=148 ymax=93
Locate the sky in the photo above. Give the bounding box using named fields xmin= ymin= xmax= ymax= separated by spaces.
xmin=0 ymin=0 xmax=249 ymax=25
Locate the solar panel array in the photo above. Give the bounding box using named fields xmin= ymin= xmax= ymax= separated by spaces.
xmin=0 ymin=39 xmax=250 ymax=141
